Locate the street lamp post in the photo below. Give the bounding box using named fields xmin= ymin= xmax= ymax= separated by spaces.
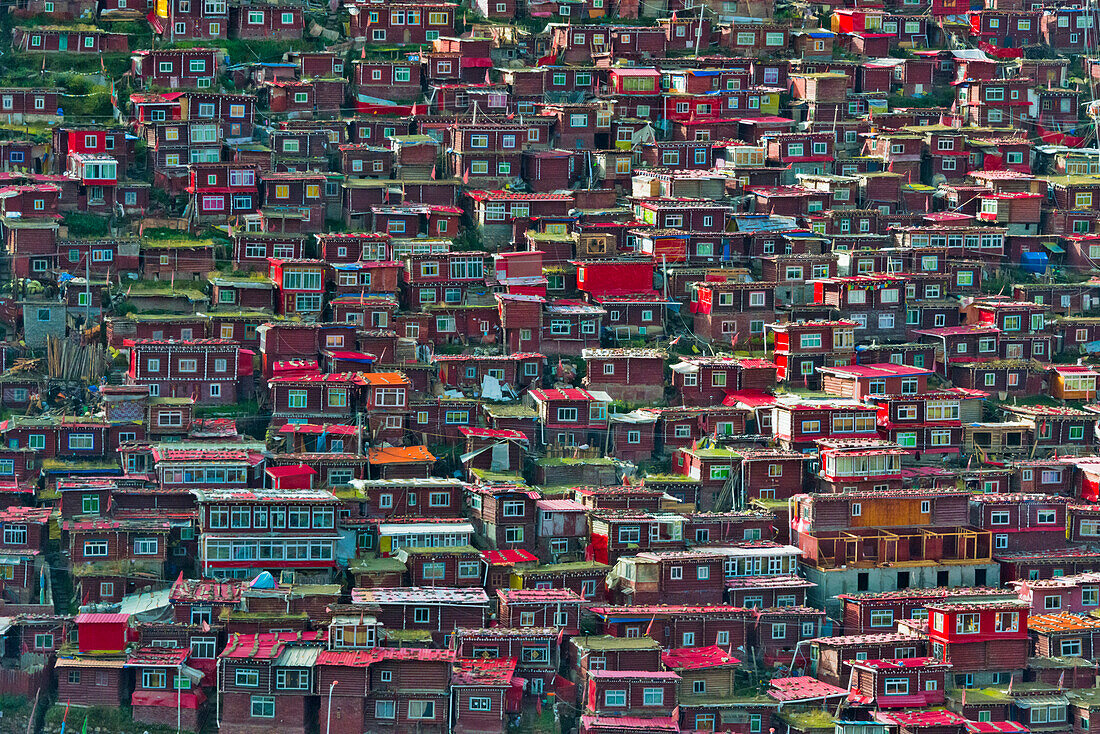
xmin=326 ymin=680 xmax=339 ymax=734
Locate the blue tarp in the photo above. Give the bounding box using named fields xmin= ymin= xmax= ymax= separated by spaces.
xmin=1020 ymin=251 xmax=1048 ymax=274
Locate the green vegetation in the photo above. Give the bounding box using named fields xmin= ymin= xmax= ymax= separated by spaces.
xmin=169 ymin=38 xmax=319 ymax=65
xmin=537 ymin=455 xmax=618 ymax=466
xmin=779 ymin=709 xmax=836 ymax=730
xmin=0 ymin=694 xmax=29 ymax=714
xmin=45 ymin=704 xmax=179 ymax=734
xmin=62 ymin=212 xmax=109 ymax=238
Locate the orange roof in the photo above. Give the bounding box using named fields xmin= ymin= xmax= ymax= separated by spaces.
xmin=362 ymin=372 xmax=410 ymax=386
xmin=368 ymin=445 xmax=436 ymax=464
xmin=1028 ymin=612 xmax=1100 ymax=634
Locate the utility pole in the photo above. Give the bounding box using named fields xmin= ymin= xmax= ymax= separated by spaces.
xmin=694 ymin=1 xmax=705 ymax=58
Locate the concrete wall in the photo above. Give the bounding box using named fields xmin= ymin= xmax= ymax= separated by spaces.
xmin=802 ymin=562 xmax=1002 ymax=620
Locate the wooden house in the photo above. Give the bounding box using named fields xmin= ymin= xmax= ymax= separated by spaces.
xmin=771 ymin=398 xmax=879 ymax=452
xmin=588 ymin=510 xmax=687 ymax=565
xmin=350 ymin=586 xmax=488 ymax=642
xmin=969 ymin=494 xmax=1070 ymax=553
xmin=394 ymin=545 xmax=484 ymax=587
xmin=314 ymin=647 xmax=454 ymax=734
xmin=367 ymin=446 xmax=436 ymax=480
xmin=810 ymin=633 xmax=928 ymax=687
xmin=818 ymin=362 xmax=933 ymax=401
xmin=0 ymin=506 xmax=51 ymax=604
xmin=670 ymin=355 xmax=777 ymax=407
xmin=1028 ymin=611 xmax=1100 ymax=660
xmin=608 ymin=550 xmax=726 ymax=606
xmin=767 ymin=320 xmax=857 ymax=388
xmin=589 ymin=603 xmax=750 ymax=650
xmin=1003 ymin=405 xmax=1099 ymax=454
xmin=465 ymin=484 xmax=540 ymax=552
xmin=926 ymin=599 xmax=1031 ymax=675
xmin=448 ymin=657 xmax=516 ymax=734
xmin=534 ymin=498 xmax=588 ymax=561
xmin=497 ymin=587 xmax=584 ymax=633
xmin=846 ymin=658 xmax=952 ymax=713
xmin=585 ymin=670 xmax=680 ymax=719
xmin=216 ymin=631 xmax=326 ymax=734
xmin=511 ymin=560 xmax=609 ymax=602
xmin=751 ymin=606 xmax=826 ymax=667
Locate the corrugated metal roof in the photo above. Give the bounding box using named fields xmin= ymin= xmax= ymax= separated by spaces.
xmin=75 ymin=613 xmax=130 ymax=624
xmin=274 ymin=646 xmax=321 ymax=668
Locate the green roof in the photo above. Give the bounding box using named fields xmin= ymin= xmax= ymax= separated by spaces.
xmin=643 ymin=473 xmax=700 ymax=483
xmin=288 ymin=584 xmax=342 ymax=596
xmin=349 ymin=557 xmax=407 ymax=573
xmin=752 ymin=497 xmax=790 ymax=512
xmin=42 ymin=457 xmax=118 ymax=471
xmin=690 ymin=448 xmax=743 ymax=458
xmin=526 ymin=231 xmax=573 ymax=242
xmin=947 ymin=687 xmax=1013 ymax=704
xmin=470 ymin=468 xmax=527 ymax=484
xmin=483 ymin=404 xmax=538 ymax=418
xmin=399 ymin=545 xmax=479 ymax=555
xmin=383 ymin=628 xmax=434 ymax=642
xmin=779 ymin=710 xmax=835 ymax=730
xmin=142 ymin=238 xmax=215 ymax=250
xmin=219 ymin=610 xmax=309 ymax=621
xmin=72 ymin=559 xmax=161 ymax=577
xmin=537 ymin=456 xmax=618 ymax=467
xmin=572 ymin=635 xmax=661 ymax=651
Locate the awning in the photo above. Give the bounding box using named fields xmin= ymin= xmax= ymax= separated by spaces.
xmin=671 ymin=362 xmax=699 ymax=374
xmin=379 ymin=522 xmax=475 ymax=536
xmin=1042 ymin=242 xmax=1066 ymax=254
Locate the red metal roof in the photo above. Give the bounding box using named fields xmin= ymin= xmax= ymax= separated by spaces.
xmin=527 ymin=387 xmax=596 ymax=402
xmin=965 ymin=722 xmax=1030 ymax=734
xmin=769 ymin=676 xmax=848 ymax=701
xmin=451 ymin=656 xmax=518 ymax=686
xmin=723 ymin=389 xmax=778 ymax=408
xmin=265 ymin=465 xmax=318 ymax=478
xmin=579 ymin=716 xmax=678 ymax=733
xmin=75 ymin=613 xmax=131 ymax=624
xmin=877 ymin=710 xmax=966 ymax=727
xmin=220 ymin=631 xmax=325 ymax=660
xmin=497 ymin=588 xmax=583 ymax=603
xmin=661 ymin=645 xmax=741 ymax=670
xmin=820 ymin=362 xmax=933 ymax=378
xmin=587 ymin=670 xmax=681 ymax=680
xmin=316 ymin=647 xmax=457 ymax=666
xmin=458 ymin=427 xmax=528 ymax=441
xmin=277 ymin=423 xmax=358 ymax=436
xmin=170 ymin=575 xmax=243 ymax=604
xmin=848 ymin=657 xmax=951 ymax=670
xmin=127 ymin=647 xmax=189 ymax=667
xmin=482 ymin=549 xmax=539 ymax=565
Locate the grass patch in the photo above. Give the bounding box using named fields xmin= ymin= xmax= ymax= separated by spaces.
xmin=62 ymin=212 xmax=109 ymax=238
xmin=44 ymin=704 xmax=182 ymax=734
xmin=195 ymin=399 xmax=258 ymax=418
xmin=167 ymin=38 xmax=321 ymax=65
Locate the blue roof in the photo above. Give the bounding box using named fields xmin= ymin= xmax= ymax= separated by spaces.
xmin=732 ymin=215 xmax=799 ymax=233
